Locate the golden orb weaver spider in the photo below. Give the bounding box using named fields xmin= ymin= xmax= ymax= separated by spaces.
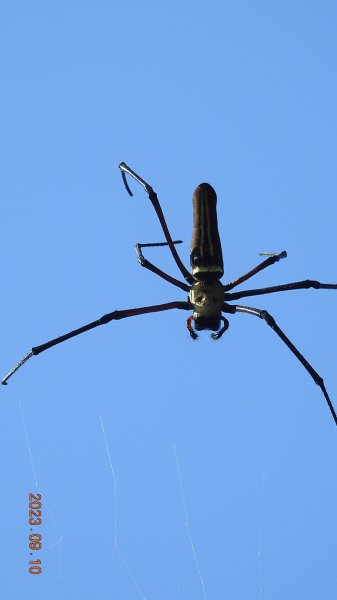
xmin=2 ymin=163 xmax=337 ymax=426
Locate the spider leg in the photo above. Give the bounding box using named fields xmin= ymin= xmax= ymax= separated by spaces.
xmin=135 ymin=242 xmax=190 ymax=292
xmin=225 ymin=279 xmax=337 ymax=301
xmin=186 ymin=316 xmax=198 ymax=339
xmin=119 ymin=163 xmax=193 ymax=284
xmin=232 ymin=304 xmax=337 ymax=426
xmin=211 ymin=317 xmax=230 ymax=340
xmin=224 ymin=251 xmax=287 ymax=292
xmin=1 ymin=301 xmax=191 ymax=385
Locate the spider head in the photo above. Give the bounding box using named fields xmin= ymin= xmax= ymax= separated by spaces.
xmin=186 ymin=314 xmax=229 ymax=340
xmin=194 ymin=316 xmax=221 ymax=332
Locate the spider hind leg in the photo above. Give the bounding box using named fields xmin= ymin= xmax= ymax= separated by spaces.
xmin=233 ymin=303 xmax=337 ymax=426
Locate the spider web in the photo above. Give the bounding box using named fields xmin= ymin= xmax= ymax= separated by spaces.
xmin=99 ymin=411 xmax=208 ymax=599
xmin=3 ymin=356 xmax=273 ymax=599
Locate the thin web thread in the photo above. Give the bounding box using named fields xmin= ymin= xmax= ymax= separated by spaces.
xmin=174 ymin=444 xmax=207 ymax=600
xmin=257 ymin=473 xmax=267 ymax=600
xmin=12 ymin=401 xmax=63 ymax=580
xmin=19 ymin=399 xmax=39 ymax=488
xmin=100 ymin=415 xmax=147 ymax=600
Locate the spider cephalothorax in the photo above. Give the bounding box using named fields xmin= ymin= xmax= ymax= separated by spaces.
xmin=187 ymin=280 xmax=226 ymax=338
xmin=189 ymin=280 xmax=225 ymax=321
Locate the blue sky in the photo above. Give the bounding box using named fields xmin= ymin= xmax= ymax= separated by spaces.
xmin=1 ymin=2 xmax=337 ymax=599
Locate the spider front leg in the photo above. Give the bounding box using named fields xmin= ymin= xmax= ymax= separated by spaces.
xmin=232 ymin=304 xmax=337 ymax=426
xmin=186 ymin=316 xmax=198 ymax=340
xmin=211 ymin=317 xmax=230 ymax=340
xmin=119 ymin=163 xmax=193 ymax=284
xmin=1 ymin=301 xmax=191 ymax=385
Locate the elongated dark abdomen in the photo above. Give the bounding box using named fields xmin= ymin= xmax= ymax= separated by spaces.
xmin=190 ymin=183 xmax=224 ymax=281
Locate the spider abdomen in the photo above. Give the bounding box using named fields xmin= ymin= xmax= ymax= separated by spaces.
xmin=190 ymin=182 xmax=224 ymax=281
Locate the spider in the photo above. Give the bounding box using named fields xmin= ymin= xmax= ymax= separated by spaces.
xmin=2 ymin=163 xmax=337 ymax=426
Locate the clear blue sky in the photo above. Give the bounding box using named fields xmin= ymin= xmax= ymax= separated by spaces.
xmin=1 ymin=2 xmax=337 ymax=599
